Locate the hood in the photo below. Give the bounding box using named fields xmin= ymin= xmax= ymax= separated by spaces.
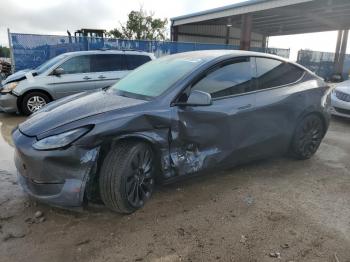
xmin=19 ymin=90 xmax=147 ymax=137
xmin=1 ymin=69 xmax=32 ymax=87
xmin=335 ymin=80 xmax=350 ymax=94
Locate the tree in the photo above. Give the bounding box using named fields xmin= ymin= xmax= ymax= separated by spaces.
xmin=108 ymin=8 xmax=168 ymax=40
xmin=0 ymin=46 xmax=10 ymax=58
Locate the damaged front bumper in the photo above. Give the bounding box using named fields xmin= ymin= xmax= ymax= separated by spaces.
xmin=13 ymin=128 xmax=99 ymax=207
xmin=0 ymin=93 xmax=18 ymax=113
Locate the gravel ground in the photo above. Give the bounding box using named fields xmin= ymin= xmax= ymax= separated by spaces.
xmin=0 ymin=112 xmax=349 ymax=262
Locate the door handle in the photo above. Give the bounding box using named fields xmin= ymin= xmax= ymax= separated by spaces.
xmin=238 ymin=104 xmax=252 ymax=110
xmin=98 ymin=75 xmax=107 ymax=79
xmin=83 ymin=76 xmax=91 ymax=80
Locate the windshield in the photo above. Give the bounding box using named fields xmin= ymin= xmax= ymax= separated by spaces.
xmin=35 ymin=54 xmax=69 ymax=75
xmin=111 ymin=53 xmax=209 ymax=99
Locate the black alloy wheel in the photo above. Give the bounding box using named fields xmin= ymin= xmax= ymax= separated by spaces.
xmin=99 ymin=142 xmax=155 ymax=213
xmin=126 ymin=144 xmax=154 ymax=207
xmin=291 ymin=114 xmax=324 ymax=160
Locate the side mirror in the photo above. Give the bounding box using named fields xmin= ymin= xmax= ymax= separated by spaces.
xmin=186 ymin=90 xmax=212 ymax=106
xmin=52 ymin=67 xmax=64 ymax=76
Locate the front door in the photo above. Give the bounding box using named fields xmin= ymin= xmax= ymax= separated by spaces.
xmin=169 ymin=57 xmax=259 ymax=176
xmin=49 ymin=55 xmax=97 ymax=99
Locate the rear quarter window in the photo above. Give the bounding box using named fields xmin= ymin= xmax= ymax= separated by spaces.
xmin=126 ymin=55 xmax=151 ymax=70
xmin=256 ymin=57 xmax=305 ymax=90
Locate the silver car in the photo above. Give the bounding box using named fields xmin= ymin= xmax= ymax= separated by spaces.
xmin=0 ymin=50 xmax=155 ymax=115
xmin=330 ymin=80 xmax=350 ymax=118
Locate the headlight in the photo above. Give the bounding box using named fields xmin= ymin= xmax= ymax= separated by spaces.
xmin=32 ymin=127 xmax=91 ymax=150
xmin=1 ymin=82 xmax=19 ymax=93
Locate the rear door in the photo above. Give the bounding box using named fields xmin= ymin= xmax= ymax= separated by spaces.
xmin=90 ymin=54 xmax=128 ymax=89
xmin=251 ymin=57 xmax=306 ymax=157
xmin=48 ymin=55 xmax=96 ymax=98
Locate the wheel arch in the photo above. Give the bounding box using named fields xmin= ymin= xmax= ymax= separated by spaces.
xmin=110 ymin=133 xmax=163 ymax=168
xmin=294 ymin=110 xmax=328 ymax=137
xmin=288 ymin=110 xmax=327 ymax=160
xmin=17 ymin=88 xmax=54 ymax=112
xmin=85 ymin=133 xmax=164 ymax=203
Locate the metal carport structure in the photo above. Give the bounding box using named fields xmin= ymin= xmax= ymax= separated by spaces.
xmin=170 ymin=0 xmax=350 ymax=75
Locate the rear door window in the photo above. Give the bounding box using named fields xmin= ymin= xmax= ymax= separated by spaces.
xmin=90 ymin=54 xmax=125 ymax=72
xmin=255 ymin=57 xmax=305 ymax=90
xmin=125 ymin=55 xmax=151 ymax=70
xmin=59 ymin=55 xmax=91 ymax=74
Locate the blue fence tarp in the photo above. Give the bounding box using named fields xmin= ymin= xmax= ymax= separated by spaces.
xmin=297 ymin=49 xmax=350 ymax=80
xmin=9 ymin=33 xmax=290 ymax=72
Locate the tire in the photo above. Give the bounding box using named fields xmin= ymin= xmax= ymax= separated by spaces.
xmin=21 ymin=91 xmax=51 ymax=115
xmin=99 ymin=142 xmax=156 ymax=214
xmin=290 ymin=114 xmax=325 ymax=160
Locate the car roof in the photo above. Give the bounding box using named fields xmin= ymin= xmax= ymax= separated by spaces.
xmin=166 ymin=50 xmax=315 ymax=76
xmin=167 ymin=50 xmax=288 ymax=62
xmin=62 ymin=50 xmax=154 ymax=57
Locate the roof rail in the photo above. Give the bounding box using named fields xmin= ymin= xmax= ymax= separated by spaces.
xmin=97 ymin=48 xmax=146 ymax=52
xmin=121 ymin=48 xmax=144 ymax=52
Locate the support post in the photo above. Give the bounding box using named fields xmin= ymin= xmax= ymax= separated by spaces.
xmin=334 ymin=30 xmax=349 ymax=76
xmin=338 ymin=29 xmax=348 ymax=75
xmin=7 ymin=28 xmax=15 ymax=73
xmin=225 ymin=26 xmax=231 ymax=45
xmin=266 ymin=36 xmax=269 ymax=49
xmin=240 ymin=14 xmax=252 ymax=50
xmin=171 ymin=24 xmax=178 ymax=42
xmin=334 ymin=30 xmax=342 ymax=70
xmin=262 ymin=35 xmax=267 ymax=50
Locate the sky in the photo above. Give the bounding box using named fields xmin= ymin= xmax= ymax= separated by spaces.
xmin=0 ymin=0 xmax=344 ymax=61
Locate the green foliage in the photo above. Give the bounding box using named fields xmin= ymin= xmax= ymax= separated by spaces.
xmin=0 ymin=46 xmax=10 ymax=58
xmin=108 ymin=8 xmax=168 ymax=40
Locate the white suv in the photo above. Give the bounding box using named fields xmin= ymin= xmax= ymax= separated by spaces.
xmin=0 ymin=50 xmax=155 ymax=115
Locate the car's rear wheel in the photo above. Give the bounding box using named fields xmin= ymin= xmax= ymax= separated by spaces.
xmin=290 ymin=114 xmax=324 ymax=160
xmin=21 ymin=92 xmax=51 ymax=115
xmin=99 ymin=142 xmax=155 ymax=214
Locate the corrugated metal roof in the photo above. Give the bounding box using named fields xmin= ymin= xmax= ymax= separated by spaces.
xmin=171 ymin=0 xmax=312 ymax=26
xmin=171 ymin=0 xmax=350 ymax=36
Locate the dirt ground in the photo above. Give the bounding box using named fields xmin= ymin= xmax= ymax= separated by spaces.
xmin=0 ymin=112 xmax=350 ymax=262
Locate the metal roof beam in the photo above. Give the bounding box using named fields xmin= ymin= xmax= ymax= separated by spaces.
xmin=275 ymin=5 xmax=341 ymax=28
xmin=253 ymin=17 xmax=350 ymax=32
xmin=266 ymin=25 xmax=348 ymax=35
xmin=252 ymin=8 xmax=350 ymax=25
xmin=182 ymin=7 xmax=350 ymax=29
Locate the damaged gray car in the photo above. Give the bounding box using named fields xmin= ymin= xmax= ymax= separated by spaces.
xmin=13 ymin=50 xmax=331 ymax=213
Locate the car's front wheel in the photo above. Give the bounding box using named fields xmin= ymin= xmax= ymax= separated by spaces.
xmin=21 ymin=91 xmax=51 ymax=115
xmin=99 ymin=142 xmax=156 ymax=214
xmin=290 ymin=114 xmax=325 ymax=160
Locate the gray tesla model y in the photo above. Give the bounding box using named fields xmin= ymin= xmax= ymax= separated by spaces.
xmin=13 ymin=50 xmax=332 ymax=213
